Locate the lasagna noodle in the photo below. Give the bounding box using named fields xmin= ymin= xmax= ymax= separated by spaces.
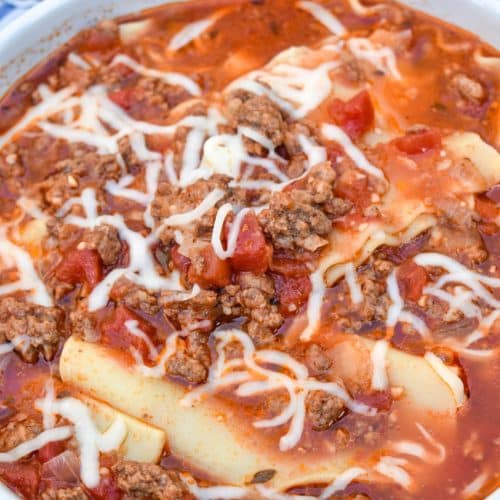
xmin=80 ymin=395 xmax=167 ymax=463
xmin=60 ymin=337 xmax=461 ymax=489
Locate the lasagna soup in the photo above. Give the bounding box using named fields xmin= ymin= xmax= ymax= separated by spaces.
xmin=0 ymin=0 xmax=498 ymax=498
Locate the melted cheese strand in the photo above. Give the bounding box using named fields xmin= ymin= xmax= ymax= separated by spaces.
xmin=211 ymin=204 xmax=251 ymax=260
xmin=370 ymin=339 xmax=389 ymax=390
xmin=125 ymin=320 xmax=159 ymax=359
xmin=347 ymin=38 xmax=402 ymax=79
xmin=0 ymin=343 xmax=14 ymax=355
xmin=347 ymin=0 xmax=386 ymax=15
xmin=160 ymin=188 xmax=224 ymax=227
xmin=392 ymin=423 xmax=445 ymax=465
xmin=182 ymin=328 xmax=375 ymax=451
xmin=36 ymin=395 xmax=127 ymax=487
xmin=462 ymin=471 xmax=488 ymax=497
xmin=0 ymin=235 xmax=53 ymax=306
xmin=0 ymin=426 xmax=73 ymax=462
xmin=111 ymin=54 xmax=201 ymax=95
xmin=0 ymin=85 xmax=77 ymax=150
xmin=168 ymin=18 xmax=215 ymax=51
xmin=296 ymin=1 xmax=346 ymax=36
xmin=386 ymin=270 xmax=403 ymax=326
xmin=424 ymin=352 xmax=466 ymax=406
xmin=319 ymin=467 xmax=367 ymax=499
xmin=343 ymin=262 xmax=363 ymax=304
xmin=298 ymin=134 xmax=327 ymax=167
xmin=322 ymin=123 xmax=385 ymax=179
xmin=58 ymin=188 xmax=186 ymax=311
xmin=229 ymin=59 xmax=340 ymax=120
xmin=374 ymin=456 xmax=411 ymax=489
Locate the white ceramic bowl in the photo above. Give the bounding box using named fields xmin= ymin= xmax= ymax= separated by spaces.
xmin=0 ymin=1 xmax=499 ymax=499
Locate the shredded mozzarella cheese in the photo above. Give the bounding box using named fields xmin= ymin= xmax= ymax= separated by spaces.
xmin=370 ymin=339 xmax=389 ymax=390
xmin=0 ymin=426 xmax=73 ymax=462
xmin=347 ymin=37 xmax=402 ymax=79
xmin=424 ymin=352 xmax=466 ymax=406
xmin=0 ymin=232 xmax=53 ymax=306
xmin=322 ymin=123 xmax=386 ymax=179
xmin=111 ymin=54 xmax=201 ymax=95
xmin=36 ymin=394 xmax=127 ymax=488
xmin=58 ymin=188 xmax=186 ymax=311
xmin=168 ymin=18 xmax=215 ymax=51
xmin=319 ymin=467 xmax=366 ymax=499
xmin=182 ymin=328 xmax=375 ymax=451
xmin=374 ymin=456 xmax=412 ymax=489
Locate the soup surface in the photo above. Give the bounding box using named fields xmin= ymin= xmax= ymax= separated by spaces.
xmin=0 ymin=0 xmax=499 ymax=498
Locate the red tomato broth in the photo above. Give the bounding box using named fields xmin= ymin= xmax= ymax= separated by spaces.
xmin=0 ymin=0 xmax=497 ymax=497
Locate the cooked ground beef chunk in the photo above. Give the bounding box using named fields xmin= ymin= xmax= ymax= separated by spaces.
xmin=69 ymin=298 xmax=97 ymax=341
xmin=0 ymin=413 xmax=42 ymax=452
xmin=167 ymin=331 xmax=211 ymax=384
xmin=36 ymin=152 xmax=121 ymax=211
xmin=220 ymin=273 xmax=283 ymax=345
xmin=81 ymin=224 xmax=122 ymax=266
xmin=226 ymin=92 xmax=286 ymax=155
xmin=338 ymin=258 xmax=393 ymax=332
xmin=259 ymin=162 xmax=351 ymax=252
xmin=304 ymin=343 xmax=332 ymax=376
xmin=306 ymin=390 xmax=345 ymax=431
xmin=40 ymin=487 xmax=89 ymax=500
xmin=113 ymin=460 xmax=192 ymax=500
xmin=113 ymin=279 xmax=160 ymax=316
xmin=0 ymin=297 xmax=64 ymax=362
xmin=161 ymin=289 xmax=218 ymax=330
xmin=152 ymin=177 xmax=228 ymax=244
xmin=424 ymin=197 xmax=487 ymax=265
xmin=426 ymin=222 xmax=487 ymax=266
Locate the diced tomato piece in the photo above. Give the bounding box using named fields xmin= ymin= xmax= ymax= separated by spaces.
xmin=393 ymin=129 xmax=441 ymax=156
xmin=475 ymin=195 xmax=498 ymax=221
xmin=171 ymin=245 xmax=192 ymax=276
xmin=108 ymin=87 xmax=144 ymax=109
xmin=274 ymin=274 xmax=312 ymax=314
xmin=37 ymin=440 xmax=67 ymax=463
xmin=230 ymin=212 xmax=271 ymax=274
xmin=188 ymin=245 xmax=232 ymax=288
xmin=80 ymin=26 xmax=119 ymax=52
xmin=396 ymin=261 xmax=428 ymax=302
xmin=0 ymin=462 xmax=40 ymax=498
xmin=91 ymin=474 xmax=121 ymax=500
xmin=56 ymin=249 xmax=102 ymax=289
xmin=356 ymin=390 xmax=392 ymax=411
xmin=101 ymin=305 xmax=155 ymax=356
xmin=334 ymin=169 xmax=369 ymax=205
xmin=328 ymin=90 xmax=375 ymax=140
xmin=270 ymin=257 xmax=310 ymax=277
xmin=486 ymin=184 xmax=500 ymax=203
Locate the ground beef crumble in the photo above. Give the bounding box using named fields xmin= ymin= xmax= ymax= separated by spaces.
xmin=0 ymin=413 xmax=42 ymax=452
xmin=0 ymin=297 xmax=64 ymax=362
xmin=259 ymin=162 xmax=351 ymax=252
xmin=166 ymin=331 xmax=211 ymax=384
xmin=34 ymin=152 xmax=121 ymax=212
xmin=40 ymin=487 xmax=89 ymax=500
xmin=306 ymin=390 xmax=346 ymax=431
xmin=152 ymin=176 xmax=228 ymax=245
xmin=80 ymin=224 xmax=122 ymax=266
xmin=220 ymin=273 xmax=283 ymax=345
xmin=160 ymin=289 xmax=218 ymax=331
xmin=112 ymin=460 xmax=192 ymax=500
xmin=226 ymin=91 xmax=286 ymax=156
